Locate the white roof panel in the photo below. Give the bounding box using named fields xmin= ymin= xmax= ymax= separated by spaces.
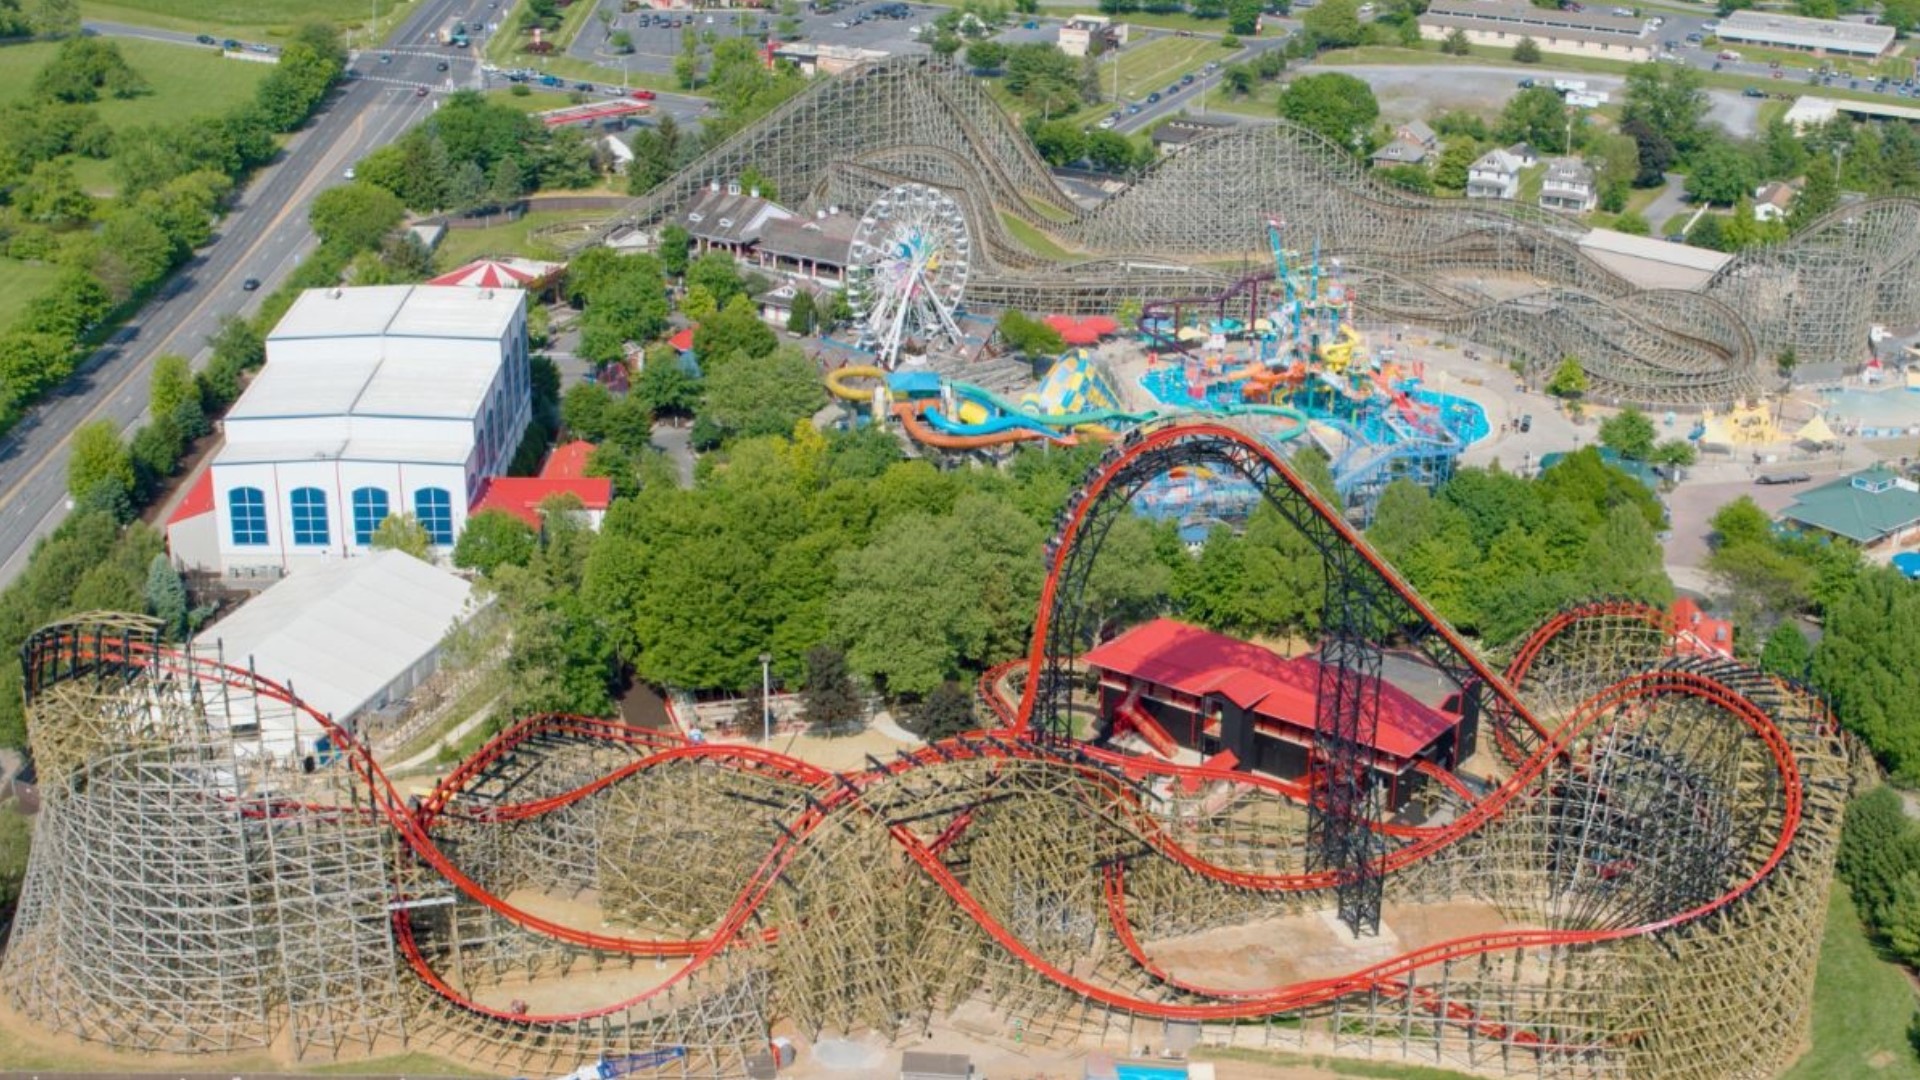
xmin=225 ymin=355 xmax=380 ymax=420
xmin=269 ymin=286 xmax=414 ymax=340
xmin=385 ymin=286 xmax=524 ymax=339
xmin=213 ymin=435 xmax=473 ymax=467
xmin=195 ymin=551 xmax=479 ymax=724
xmin=354 ymin=357 xmax=497 ymax=419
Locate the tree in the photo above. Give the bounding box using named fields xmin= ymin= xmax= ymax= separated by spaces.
xmin=1622 ymin=62 xmax=1708 ymax=156
xmin=1649 ymin=438 xmax=1695 ymax=468
xmin=149 ymin=353 xmax=205 ymax=440
xmin=694 ymin=294 xmax=779 ymax=363
xmin=627 ymin=348 xmax=696 ymax=418
xmin=785 ymin=290 xmax=817 ymax=335
xmin=1887 ymin=0 xmax=1920 ymax=35
xmin=686 ymin=250 xmax=746 ymax=308
xmin=1498 ymin=86 xmax=1572 ymax=151
xmin=700 ymin=344 xmax=826 ymax=440
xmin=1441 ymin=27 xmax=1471 ymax=54
xmin=1377 ymin=164 xmax=1434 ymax=194
xmin=1683 ymin=140 xmax=1758 ymax=205
xmin=68 ymin=419 xmax=135 ymax=510
xmin=1620 ymin=116 xmax=1676 ymax=188
xmin=965 ymin=39 xmax=1009 ymax=72
xmin=657 ymin=223 xmax=692 ymax=278
xmin=1813 ymin=569 xmax=1920 ymax=778
xmin=452 ymin=509 xmax=539 ymax=575
xmin=1511 ymin=35 xmax=1541 ymax=63
xmin=30 ymin=0 xmax=79 ymax=35
xmin=800 ymin=644 xmax=863 ymax=734
xmin=1545 ymin=357 xmax=1587 ymax=398
xmin=1614 ymin=210 xmax=1651 ymax=235
xmin=308 ymin=182 xmax=405 ymax=252
xmin=1302 ymin=0 xmax=1364 ymax=47
xmin=1029 ymin=118 xmax=1087 ymax=166
xmin=1789 ymin=154 xmax=1838 ymax=231
xmin=911 ymin=682 xmax=977 ymax=740
xmin=1758 ymin=620 xmax=1810 ymax=677
xmin=13 ymin=157 xmax=93 ymax=225
xmin=144 ymin=553 xmax=187 ymax=639
xmin=33 ymin=37 xmax=148 ymax=103
xmin=1433 ymin=139 xmax=1479 ymax=191
xmin=1278 ymin=72 xmax=1378 ymax=154
xmin=997 ymin=309 xmax=1066 ymax=355
xmin=1598 ymin=405 xmax=1656 ymax=460
xmin=372 ymin=513 xmax=434 ymax=559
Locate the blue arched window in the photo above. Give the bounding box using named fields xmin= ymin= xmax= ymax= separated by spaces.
xmin=290 ymin=487 xmax=329 ymax=546
xmin=351 ymin=487 xmax=389 ymax=546
xmin=229 ymin=487 xmax=267 ymax=546
xmin=415 ymin=487 xmax=453 ymax=545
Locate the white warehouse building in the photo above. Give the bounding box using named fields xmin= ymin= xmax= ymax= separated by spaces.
xmin=174 ymin=285 xmax=531 ymax=577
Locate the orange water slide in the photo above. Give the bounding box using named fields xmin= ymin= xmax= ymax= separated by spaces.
xmin=891 ymin=399 xmax=1076 ymax=450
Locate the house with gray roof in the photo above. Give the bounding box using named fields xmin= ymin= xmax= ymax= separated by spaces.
xmin=679 ymin=180 xmax=794 ymax=257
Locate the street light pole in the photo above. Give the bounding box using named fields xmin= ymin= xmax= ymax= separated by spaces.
xmin=759 ymin=652 xmax=773 ymax=741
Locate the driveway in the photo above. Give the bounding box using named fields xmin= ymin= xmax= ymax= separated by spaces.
xmin=1637 ymin=172 xmax=1690 ymax=233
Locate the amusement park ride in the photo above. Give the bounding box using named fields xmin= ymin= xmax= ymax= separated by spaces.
xmin=2 ymin=423 xmax=1853 ymax=1080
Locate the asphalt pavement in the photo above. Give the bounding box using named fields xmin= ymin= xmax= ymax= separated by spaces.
xmin=0 ymin=0 xmax=491 ymax=588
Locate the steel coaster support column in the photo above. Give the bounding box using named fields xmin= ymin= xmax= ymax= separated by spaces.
xmin=1309 ymin=537 xmax=1386 ymax=938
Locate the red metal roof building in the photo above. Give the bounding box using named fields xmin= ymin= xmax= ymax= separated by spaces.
xmin=1670 ymin=597 xmax=1734 ymax=659
xmin=1081 ymin=618 xmax=1474 ymax=808
xmin=468 ymin=441 xmax=612 ymax=530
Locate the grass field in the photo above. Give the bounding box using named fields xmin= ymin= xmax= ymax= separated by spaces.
xmin=484 ymin=87 xmax=578 ymax=113
xmin=0 ymin=38 xmax=270 ymax=131
xmin=999 ymin=211 xmax=1079 ymax=261
xmin=79 ymin=0 xmax=401 ymax=42
xmin=1781 ymin=886 xmax=1920 ymax=1080
xmin=1101 ymin=34 xmax=1230 ymax=102
xmin=433 ymin=208 xmax=605 ymax=266
xmin=0 ymin=259 xmax=63 ymax=329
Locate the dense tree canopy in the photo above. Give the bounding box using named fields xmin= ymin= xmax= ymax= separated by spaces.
xmin=1278 ymin=73 xmax=1378 ymax=153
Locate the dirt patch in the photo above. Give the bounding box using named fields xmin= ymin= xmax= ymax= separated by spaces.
xmin=1140 ymin=901 xmax=1515 ymax=992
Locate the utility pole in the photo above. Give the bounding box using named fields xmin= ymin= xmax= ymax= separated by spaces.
xmin=759 ymin=652 xmax=773 ymax=741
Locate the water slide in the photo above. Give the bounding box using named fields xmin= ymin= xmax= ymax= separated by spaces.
xmin=893 ymin=399 xmax=1077 ymax=449
xmin=825 ymin=365 xmax=889 ymax=402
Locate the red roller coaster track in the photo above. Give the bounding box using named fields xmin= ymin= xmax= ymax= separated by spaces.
xmin=29 ymin=424 xmax=1822 ymax=1052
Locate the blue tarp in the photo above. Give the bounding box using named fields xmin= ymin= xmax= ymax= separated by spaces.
xmin=1893 ymin=552 xmax=1920 ymax=580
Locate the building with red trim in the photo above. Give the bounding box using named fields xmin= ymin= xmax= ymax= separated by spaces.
xmin=469 ymin=440 xmax=612 ymax=530
xmin=1670 ymin=597 xmax=1734 ymax=659
xmin=1081 ymin=619 xmax=1475 ymax=809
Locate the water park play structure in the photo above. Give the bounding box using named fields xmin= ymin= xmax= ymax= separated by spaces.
xmin=829 ymin=223 xmax=1488 ymax=516
xmin=577 ymin=57 xmax=1920 ymax=408
xmin=5 ymin=424 xmax=1852 ymax=1080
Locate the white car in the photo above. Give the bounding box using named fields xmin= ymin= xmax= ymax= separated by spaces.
xmin=1096 ymin=116 xmax=1117 ymax=129
xmin=344 ymin=166 xmax=356 ymax=180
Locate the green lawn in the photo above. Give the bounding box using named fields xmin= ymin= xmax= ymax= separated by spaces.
xmin=0 ymin=259 xmax=63 ymax=329
xmin=1101 ymin=34 xmax=1228 ymax=102
xmin=80 ymin=0 xmax=401 ymax=42
xmin=484 ymin=87 xmax=578 ymax=113
xmin=1195 ymin=1045 xmax=1476 ymax=1079
xmin=1036 ymin=2 xmax=1277 ymax=38
xmin=433 ymin=208 xmax=606 ymax=267
xmin=0 ymin=38 xmax=269 ymax=131
xmin=1781 ymin=886 xmax=1920 ymax=1080
xmin=999 ymin=211 xmax=1078 ymax=261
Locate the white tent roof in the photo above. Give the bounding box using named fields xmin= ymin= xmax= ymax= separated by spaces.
xmin=195 ymin=551 xmax=479 ymax=727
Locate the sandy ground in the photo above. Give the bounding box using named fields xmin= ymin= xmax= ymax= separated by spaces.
xmin=1142 ymin=901 xmax=1513 ymax=992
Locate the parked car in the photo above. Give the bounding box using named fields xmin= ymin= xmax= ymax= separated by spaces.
xmin=1146 ymin=91 xmax=1161 ymax=103
xmin=1180 ymin=73 xmax=1195 ymax=85
xmin=1743 ymin=86 xmax=1765 ymax=97
xmin=222 ymin=37 xmax=240 ymax=49
xmin=1755 ymin=472 xmax=1811 ymax=485
xmin=436 ymin=60 xmax=449 ymax=70
xmin=1097 ymin=116 xmax=1117 ymax=129
xmin=575 ymin=81 xmax=594 ymax=91
xmin=195 ymin=33 xmax=215 ymax=44
xmin=242 ymin=277 xmax=261 ymax=291
xmin=631 ymin=88 xmax=656 ymax=100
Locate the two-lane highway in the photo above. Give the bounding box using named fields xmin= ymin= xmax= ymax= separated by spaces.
xmin=0 ymin=0 xmax=492 ymax=586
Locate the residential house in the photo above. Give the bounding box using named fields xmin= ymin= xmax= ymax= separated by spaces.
xmin=1394 ymin=119 xmax=1438 ymax=152
xmin=1371 ymin=137 xmax=1430 ymax=168
xmin=1539 ymin=157 xmax=1597 ymax=213
xmin=1467 ymin=147 xmax=1523 ymax=200
xmin=752 ymin=209 xmax=860 ymax=286
xmin=1754 ymin=179 xmax=1800 ymax=222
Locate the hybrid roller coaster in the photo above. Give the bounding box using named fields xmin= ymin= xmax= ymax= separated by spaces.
xmin=576 ymin=57 xmax=1920 ymax=408
xmin=4 ymin=423 xmax=1855 ymax=1079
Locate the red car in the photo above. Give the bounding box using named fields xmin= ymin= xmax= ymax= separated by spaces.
xmin=631 ymin=88 xmax=656 ymax=101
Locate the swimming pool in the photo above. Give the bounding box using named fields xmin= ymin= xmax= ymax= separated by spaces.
xmin=1114 ymin=1063 xmax=1190 ymax=1080
xmin=1815 ymin=387 xmax=1920 ymax=436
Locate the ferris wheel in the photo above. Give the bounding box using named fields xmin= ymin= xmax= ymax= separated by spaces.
xmin=847 ymin=182 xmax=971 ymax=368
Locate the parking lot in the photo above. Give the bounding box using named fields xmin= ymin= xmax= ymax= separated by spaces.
xmin=564 ymin=0 xmax=950 ymax=75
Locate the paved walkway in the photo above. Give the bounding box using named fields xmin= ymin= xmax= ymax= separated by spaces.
xmin=386 ymin=697 xmax=501 ymax=773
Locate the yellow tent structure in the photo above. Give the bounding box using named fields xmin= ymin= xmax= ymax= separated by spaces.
xmin=1795 ymin=413 xmax=1836 ymax=446
xmin=1700 ymin=398 xmax=1781 ymax=447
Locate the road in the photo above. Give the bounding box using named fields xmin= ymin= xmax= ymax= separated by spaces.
xmin=0 ymin=3 xmax=490 ymax=588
